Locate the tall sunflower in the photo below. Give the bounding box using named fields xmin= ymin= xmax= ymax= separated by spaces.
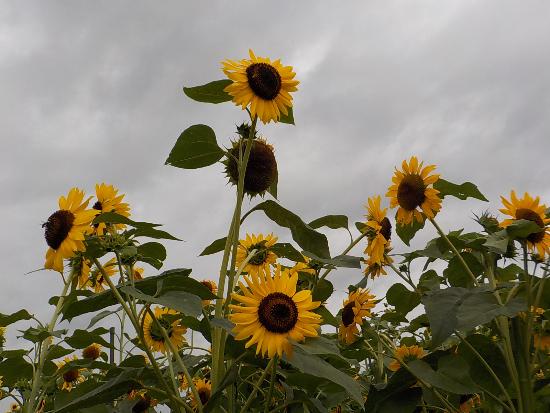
xmin=222 ymin=49 xmax=299 ymax=124
xmin=93 ymin=183 xmax=131 ymax=235
xmin=338 ymin=289 xmax=376 ymax=344
xmin=229 ymin=265 xmax=321 ymax=358
xmin=386 ymin=157 xmax=441 ymax=225
xmin=55 ymin=356 xmax=85 ymax=391
xmin=364 ymin=196 xmax=392 ymax=265
xmin=499 ymin=191 xmax=550 ymax=258
xmin=142 ymin=307 xmax=187 ymax=353
xmin=236 ymin=233 xmax=278 ymax=277
xmin=388 ymin=345 xmax=426 ymax=371
xmin=43 ymin=188 xmax=98 ymax=273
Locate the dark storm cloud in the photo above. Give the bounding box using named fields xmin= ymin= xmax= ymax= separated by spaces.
xmin=1 ymin=1 xmax=549 ymax=339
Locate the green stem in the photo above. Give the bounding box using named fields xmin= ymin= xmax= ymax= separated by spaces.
xmin=223 ymin=248 xmax=257 ymax=316
xmin=26 ymin=272 xmax=74 ymax=413
xmin=388 ymin=260 xmax=418 ymax=292
xmin=263 ymin=355 xmax=278 ymax=413
xmin=428 ymin=217 xmax=478 ymax=286
xmin=317 ymin=231 xmax=369 ymax=283
xmin=240 ymin=358 xmax=276 ymax=413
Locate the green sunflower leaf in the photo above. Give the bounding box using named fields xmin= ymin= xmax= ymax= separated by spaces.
xmin=120 ymin=286 xmax=203 ymax=317
xmin=309 ymin=214 xmax=349 ymax=230
xmin=407 ymin=357 xmax=479 ymax=394
xmin=271 ymin=242 xmax=304 ymax=262
xmin=243 ymin=200 xmax=330 ymax=259
xmin=200 ymin=237 xmax=227 ymax=256
xmin=166 ymin=124 xmax=224 ymax=169
xmin=395 ymin=218 xmax=425 ymax=246
xmin=0 ymin=355 xmax=33 ymax=386
xmin=65 ymin=327 xmax=113 ymax=349
xmin=433 ymin=179 xmax=488 ymax=202
xmin=279 ymin=106 xmax=295 ymax=125
xmin=484 ymin=229 xmax=509 ymax=254
xmin=0 ymin=309 xmax=32 ymax=327
xmin=183 ymin=79 xmax=233 ymax=104
xmin=386 ymin=283 xmax=421 ymax=315
xmin=505 ymin=218 xmax=543 ymax=239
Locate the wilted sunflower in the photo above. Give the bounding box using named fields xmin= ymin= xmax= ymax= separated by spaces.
xmin=190 ymin=378 xmax=212 ymax=409
xmin=364 ymin=195 xmax=392 ymax=265
xmin=388 ymin=345 xmax=426 ymax=371
xmin=236 ymin=233 xmax=278 ymax=277
xmin=290 ymin=255 xmax=318 ymax=277
xmin=222 ymin=49 xmax=299 ymax=123
xmin=55 ymin=356 xmax=85 ymax=391
xmin=225 ymin=137 xmax=278 ymax=197
xmin=87 ymin=258 xmax=117 ymax=293
xmin=338 ymin=289 xmax=376 ymax=344
xmin=142 ymin=307 xmax=187 ymax=353
xmin=82 ymin=343 xmax=101 ymax=360
xmin=43 ymin=188 xmax=98 ymax=273
xmin=200 ymin=280 xmax=218 ymax=306
xmin=93 ymin=183 xmax=131 ymax=235
xmin=499 ymin=191 xmax=550 ymax=258
xmin=363 ymin=249 xmax=393 ymax=279
xmin=229 ymin=265 xmax=321 ymax=358
xmin=386 ymin=157 xmax=441 ymax=225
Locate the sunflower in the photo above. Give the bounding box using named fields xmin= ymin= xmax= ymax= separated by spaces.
xmin=43 ymin=188 xmax=98 ymax=273
xmin=87 ymin=258 xmax=117 ymax=293
xmin=200 ymin=280 xmax=218 ymax=306
xmin=82 ymin=343 xmax=101 ymax=360
xmin=388 ymin=345 xmax=426 ymax=372
xmin=229 ymin=265 xmax=321 ymax=358
xmin=55 ymin=355 xmax=85 ymax=391
xmin=364 ymin=196 xmax=392 ymax=265
xmin=70 ymin=254 xmax=92 ymax=289
xmin=142 ymin=307 xmax=187 ymax=353
xmin=131 ymin=266 xmax=145 ymax=281
xmin=190 ymin=378 xmax=212 ymax=409
xmin=222 ymin=49 xmax=299 ymax=124
xmin=225 ymin=137 xmax=278 ymax=197
xmin=499 ymin=191 xmax=550 ymax=258
xmin=128 ymin=389 xmax=157 ymax=413
xmin=236 ymin=233 xmax=278 ymax=277
xmin=386 ymin=157 xmax=441 ymax=225
xmin=363 ymin=249 xmax=393 ymax=279
xmin=290 ymin=255 xmax=318 ymax=277
xmin=93 ymin=183 xmax=131 ymax=235
xmin=338 ymin=289 xmax=376 ymax=345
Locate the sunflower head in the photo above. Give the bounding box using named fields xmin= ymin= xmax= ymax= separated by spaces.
xmin=290 ymin=255 xmax=319 ymax=277
xmin=386 ymin=157 xmax=441 ymax=225
xmin=82 ymin=343 xmax=101 ymax=360
xmin=363 ymin=249 xmax=393 ymax=279
xmin=92 ymin=183 xmax=131 ymax=235
xmin=236 ymin=233 xmax=278 ymax=277
xmin=43 ymin=188 xmax=99 ymax=273
xmin=499 ymin=191 xmax=550 ymax=258
xmin=364 ymin=196 xmax=392 ymax=266
xmin=388 ymin=345 xmax=426 ymax=371
xmin=222 ymin=49 xmax=299 ymax=124
xmin=338 ymin=289 xmax=376 ymax=345
xmin=142 ymin=307 xmax=187 ymax=353
xmin=131 ymin=267 xmax=145 ymax=281
xmin=229 ymin=265 xmax=321 ymax=358
xmin=87 ymin=258 xmax=117 ymax=293
xmin=200 ymin=280 xmax=218 ymax=307
xmin=191 ymin=378 xmax=212 ymax=409
xmin=55 ymin=356 xmax=85 ymax=391
xmin=225 ymin=137 xmax=278 ymax=197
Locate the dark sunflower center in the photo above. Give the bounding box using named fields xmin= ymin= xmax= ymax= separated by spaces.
xmin=43 ymin=210 xmax=75 ymax=250
xmin=258 ymin=292 xmax=298 ymax=333
xmin=515 ymin=208 xmax=545 ymax=243
xmin=198 ymin=388 xmax=211 ymax=405
xmin=82 ymin=346 xmax=100 ymax=360
xmin=380 ymin=217 xmax=392 ymax=241
xmin=246 ymin=63 xmax=282 ymax=100
xmin=397 ymin=174 xmax=426 ymax=211
xmin=341 ymin=302 xmax=356 ymax=327
xmin=149 ymin=317 xmax=174 ymax=342
xmin=93 ymin=201 xmax=103 ymax=211
xmin=63 ymin=369 xmax=79 ymax=383
xmin=132 ymin=396 xmax=151 ymax=413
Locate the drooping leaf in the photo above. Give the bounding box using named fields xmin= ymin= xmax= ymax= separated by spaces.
xmin=443 ymin=252 xmax=483 ymax=287
xmin=386 ymin=284 xmax=421 ymax=315
xmin=308 ymin=215 xmax=349 ymax=230
xmin=407 ymin=357 xmax=478 ymax=394
xmin=0 ymin=356 xmax=33 ymax=386
xmin=0 ymin=309 xmax=32 ymax=327
xmin=200 ymin=237 xmax=227 ymax=256
xmin=312 ymin=279 xmax=333 ymax=302
xmin=433 ymin=179 xmax=488 ymax=202
xmin=183 ymin=79 xmax=233 ymax=104
xmin=166 ymin=124 xmax=224 ymax=169
xmin=243 ymin=200 xmax=330 ymax=258
xmin=65 ymin=328 xmax=113 ymax=349
xmin=271 ymin=243 xmax=304 ymax=262
xmin=120 ymin=286 xmax=203 ymax=317
xmin=396 ymin=218 xmax=425 ymax=246
xmin=506 ymin=219 xmax=544 ymax=239
xmin=279 ymin=106 xmax=295 ymax=125
xmin=484 ymin=230 xmax=509 ymax=254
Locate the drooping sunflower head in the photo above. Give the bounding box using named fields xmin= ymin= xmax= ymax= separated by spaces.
xmin=142 ymin=307 xmax=187 ymax=354
xmin=386 ymin=157 xmax=441 ymax=225
xmin=388 ymin=345 xmax=426 ymax=371
xmin=229 ymin=265 xmax=321 ymax=358
xmin=236 ymin=233 xmax=278 ymax=277
xmin=363 ymin=249 xmax=393 ymax=280
xmin=55 ymin=355 xmax=85 ymax=391
xmin=131 ymin=267 xmax=145 ymax=281
xmin=364 ymin=195 xmax=392 ymax=266
xmin=87 ymin=258 xmax=117 ymax=293
xmin=43 ymin=188 xmax=99 ymax=273
xmin=222 ymin=49 xmax=299 ymax=124
xmin=225 ymin=137 xmax=278 ymax=197
xmin=200 ymin=280 xmax=218 ymax=307
xmin=499 ymin=191 xmax=550 ymax=258
xmin=191 ymin=378 xmax=212 ymax=409
xmin=82 ymin=343 xmax=102 ymax=360
xmin=338 ymin=289 xmax=376 ymax=345
xmin=93 ymin=183 xmax=131 ymax=235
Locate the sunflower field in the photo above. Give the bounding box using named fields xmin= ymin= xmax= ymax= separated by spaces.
xmin=0 ymin=50 xmax=549 ymax=413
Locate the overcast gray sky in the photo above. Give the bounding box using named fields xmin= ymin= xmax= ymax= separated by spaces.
xmin=1 ymin=0 xmax=549 ymax=352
